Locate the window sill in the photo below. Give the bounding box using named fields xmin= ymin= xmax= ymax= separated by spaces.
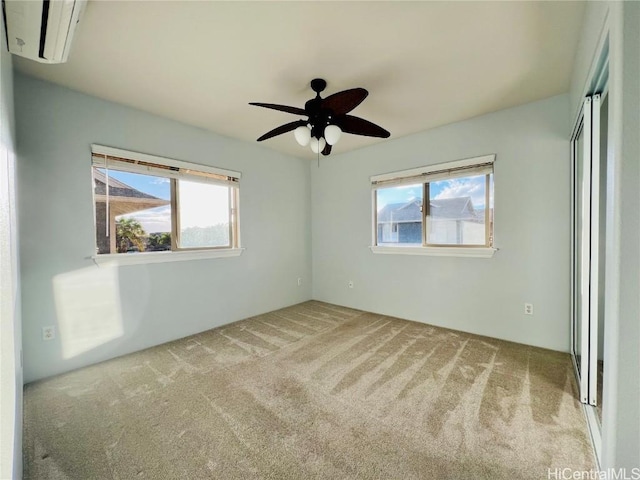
xmin=92 ymin=248 xmax=244 ymax=266
xmin=369 ymin=245 xmax=497 ymax=258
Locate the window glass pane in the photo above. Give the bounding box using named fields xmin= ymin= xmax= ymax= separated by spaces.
xmin=177 ymin=180 xmax=230 ymax=248
xmin=427 ymin=174 xmax=492 ymax=246
xmin=93 ymin=167 xmax=172 ymax=254
xmin=376 ymin=184 xmax=423 ymax=245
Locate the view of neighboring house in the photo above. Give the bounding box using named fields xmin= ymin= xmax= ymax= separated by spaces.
xmin=93 ymin=169 xmax=170 ymax=254
xmin=377 ymin=199 xmax=424 ymax=243
xmin=377 ymin=196 xmax=487 ymax=245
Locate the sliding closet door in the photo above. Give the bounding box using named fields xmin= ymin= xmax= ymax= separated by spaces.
xmin=571 ymin=94 xmax=603 ymax=407
xmin=588 ymin=95 xmax=601 ymax=407
xmin=595 ymin=93 xmax=608 ymax=423
xmin=572 ymin=97 xmax=591 ymax=404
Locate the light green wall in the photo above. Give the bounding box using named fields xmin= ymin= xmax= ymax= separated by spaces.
xmin=15 ymin=74 xmax=312 ymax=383
xmin=311 ymin=94 xmax=572 ymax=352
xmin=0 ymin=18 xmax=22 ymax=480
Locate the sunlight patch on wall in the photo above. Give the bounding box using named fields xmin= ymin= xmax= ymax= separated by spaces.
xmin=53 ymin=266 xmax=123 ymax=359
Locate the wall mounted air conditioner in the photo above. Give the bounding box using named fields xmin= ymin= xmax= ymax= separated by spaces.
xmin=2 ymin=0 xmax=87 ymax=64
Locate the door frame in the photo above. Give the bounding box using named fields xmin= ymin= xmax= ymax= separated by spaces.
xmin=569 ymin=34 xmax=610 ymax=466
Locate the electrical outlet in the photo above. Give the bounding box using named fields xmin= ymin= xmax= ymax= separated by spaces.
xmin=524 ymin=303 xmax=534 ymax=315
xmin=42 ymin=326 xmax=55 ymax=341
xmin=297 ymin=277 xmax=302 ymax=287
xmin=348 ymin=280 xmax=354 ymax=289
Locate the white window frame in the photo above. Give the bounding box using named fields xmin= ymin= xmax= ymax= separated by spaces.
xmin=370 ymin=154 xmax=497 ymax=258
xmin=90 ymin=145 xmax=243 ymax=266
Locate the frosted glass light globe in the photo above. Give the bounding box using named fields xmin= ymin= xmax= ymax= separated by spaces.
xmin=294 ymin=125 xmax=311 ymax=146
xmin=310 ymin=137 xmax=326 ymax=154
xmin=324 ymin=125 xmax=342 ymax=145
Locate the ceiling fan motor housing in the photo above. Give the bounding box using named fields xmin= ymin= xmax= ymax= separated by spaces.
xmin=310 ymin=78 xmax=327 ymax=94
xmin=305 ymin=97 xmax=333 ymax=139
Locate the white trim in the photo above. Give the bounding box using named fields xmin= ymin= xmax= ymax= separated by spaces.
xmin=91 ymin=144 xmax=241 ymax=179
xmin=571 ymin=6 xmax=610 ymax=128
xmin=371 ymin=189 xmax=377 ymax=247
xmin=601 ymin=5 xmax=621 ymax=467
xmin=583 ymin=404 xmax=602 ymax=468
xmin=370 ymin=245 xmax=496 ymax=258
xmin=573 ymin=370 xmax=602 ymax=469
xmin=92 ymin=248 xmax=244 ymax=266
xmin=370 ymin=154 xmax=495 ymax=184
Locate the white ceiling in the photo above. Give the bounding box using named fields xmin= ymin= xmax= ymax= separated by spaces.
xmin=14 ymin=1 xmax=586 ymax=160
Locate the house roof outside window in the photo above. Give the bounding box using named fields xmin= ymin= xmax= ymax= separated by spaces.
xmin=93 ymin=169 xmax=169 ymax=217
xmin=377 ymin=197 xmax=480 ymax=223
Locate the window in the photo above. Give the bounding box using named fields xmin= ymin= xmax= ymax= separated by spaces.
xmin=91 ymin=145 xmax=240 ymax=259
xmin=371 ymin=155 xmax=495 ymax=255
xmin=376 ymin=183 xmax=423 ymax=245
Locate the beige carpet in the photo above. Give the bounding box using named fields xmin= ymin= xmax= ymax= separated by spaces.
xmin=24 ymin=301 xmax=595 ymax=479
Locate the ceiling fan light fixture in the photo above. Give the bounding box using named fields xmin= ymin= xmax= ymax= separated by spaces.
xmin=294 ymin=125 xmax=311 ymax=146
xmin=310 ymin=137 xmax=326 ymax=154
xmin=324 ymin=124 xmax=342 ymax=145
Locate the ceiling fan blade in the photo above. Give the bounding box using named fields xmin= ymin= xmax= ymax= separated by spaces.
xmin=249 ymin=102 xmax=306 ymax=116
xmin=256 ymin=120 xmax=305 ymax=141
xmin=321 ymin=88 xmax=368 ymax=115
xmin=338 ymin=115 xmax=390 ymax=138
xmin=321 ymin=143 xmax=332 ymax=156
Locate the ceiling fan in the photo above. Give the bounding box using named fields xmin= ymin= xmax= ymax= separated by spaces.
xmin=250 ymin=78 xmax=390 ymax=156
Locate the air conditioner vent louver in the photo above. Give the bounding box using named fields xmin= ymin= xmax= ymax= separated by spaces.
xmin=3 ymin=0 xmax=86 ymax=64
